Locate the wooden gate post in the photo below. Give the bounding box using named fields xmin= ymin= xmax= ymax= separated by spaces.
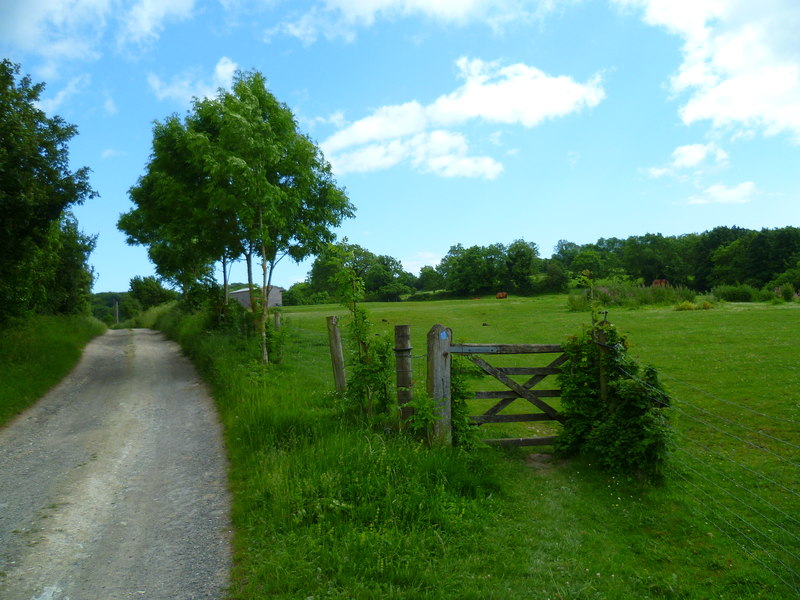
xmin=427 ymin=324 xmax=452 ymax=446
xmin=327 ymin=315 xmax=347 ymax=393
xmin=394 ymin=325 xmax=414 ymax=423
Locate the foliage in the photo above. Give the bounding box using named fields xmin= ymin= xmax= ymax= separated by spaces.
xmin=531 ymin=260 xmax=569 ymax=294
xmin=330 ymin=245 xmax=395 ymax=420
xmin=128 ymin=275 xmax=179 ymax=310
xmin=567 ymin=280 xmax=696 ymax=310
xmin=306 ymin=241 xmax=414 ymax=303
xmin=405 ymin=390 xmax=438 ymax=445
xmin=415 ymin=265 xmax=445 ymax=291
xmin=547 ymin=226 xmax=800 ymax=293
xmin=91 ymin=292 xmax=127 ymax=324
xmin=119 ymin=69 xmax=353 ymax=363
xmin=711 ymin=283 xmax=766 ymax=303
xmin=438 ymin=240 xmax=539 ymax=296
xmin=0 ymin=60 xmax=97 ymax=322
xmin=556 ymin=320 xmax=672 ymax=480
xmin=449 ymin=356 xmax=482 ymax=448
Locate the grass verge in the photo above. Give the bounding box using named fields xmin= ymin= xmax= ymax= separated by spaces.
xmin=154 ymin=297 xmax=799 ymax=599
xmin=0 ymin=314 xmax=106 ymax=428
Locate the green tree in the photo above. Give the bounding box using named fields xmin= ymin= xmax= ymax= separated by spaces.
xmin=416 ymin=265 xmax=445 ymax=291
xmin=120 ymin=70 xmax=353 ymax=363
xmin=119 ymin=115 xmax=222 ymax=295
xmin=551 ymin=240 xmax=581 ymax=269
xmin=570 ymin=249 xmax=604 ymax=280
xmin=439 ymin=243 xmax=509 ymax=296
xmin=0 ymin=60 xmax=97 ymax=321
xmin=506 ymin=239 xmax=539 ymax=294
xmin=308 ymin=243 xmax=412 ymax=302
xmin=128 ymin=276 xmax=179 ymax=310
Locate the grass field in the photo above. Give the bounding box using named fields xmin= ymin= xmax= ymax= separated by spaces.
xmin=156 ymin=296 xmax=799 ymax=599
xmin=0 ymin=315 xmax=106 ymax=429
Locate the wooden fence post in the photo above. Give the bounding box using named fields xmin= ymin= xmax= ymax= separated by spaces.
xmin=427 ymin=324 xmax=452 ymax=446
xmin=394 ymin=325 xmax=414 ymax=423
xmin=327 ymin=315 xmax=347 ymax=393
xmin=274 ymin=311 xmax=282 ymax=330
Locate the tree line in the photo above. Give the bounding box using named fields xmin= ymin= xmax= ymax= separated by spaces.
xmin=283 ymin=226 xmax=800 ymax=304
xmin=0 ymin=60 xmax=97 ymax=324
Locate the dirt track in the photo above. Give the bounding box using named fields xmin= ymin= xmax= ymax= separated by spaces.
xmin=0 ymin=329 xmax=231 ymax=600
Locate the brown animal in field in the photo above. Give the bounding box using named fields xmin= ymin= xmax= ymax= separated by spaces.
xmin=496 ymin=291 xmax=508 ymax=299
xmin=651 ymin=279 xmax=669 ymax=287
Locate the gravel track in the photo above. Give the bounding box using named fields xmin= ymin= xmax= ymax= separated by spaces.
xmin=0 ymin=328 xmax=231 ymax=600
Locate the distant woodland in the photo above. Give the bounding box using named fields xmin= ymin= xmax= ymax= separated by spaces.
xmin=283 ymin=226 xmax=800 ymax=304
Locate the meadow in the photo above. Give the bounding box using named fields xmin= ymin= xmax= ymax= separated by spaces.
xmin=149 ymin=294 xmax=799 ymax=599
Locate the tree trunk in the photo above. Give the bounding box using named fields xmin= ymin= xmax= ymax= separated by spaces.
xmin=258 ymin=208 xmax=270 ymax=365
xmin=245 ymin=246 xmax=259 ymax=334
xmin=221 ymin=255 xmax=229 ymax=316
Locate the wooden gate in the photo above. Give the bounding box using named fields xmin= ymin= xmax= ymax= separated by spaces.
xmin=450 ymin=338 xmax=566 ymax=446
xmin=450 ymin=342 xmax=566 ymax=446
xmin=388 ymin=324 xmax=567 ymax=447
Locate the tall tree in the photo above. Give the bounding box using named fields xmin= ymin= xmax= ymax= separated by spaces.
xmin=120 ymin=69 xmax=353 ymax=363
xmin=128 ymin=276 xmax=179 ymax=310
xmin=119 ymin=115 xmax=222 ymax=294
xmin=213 ymin=72 xmax=353 ymax=361
xmin=0 ymin=60 xmax=97 ymax=320
xmin=506 ymin=239 xmax=539 ymax=294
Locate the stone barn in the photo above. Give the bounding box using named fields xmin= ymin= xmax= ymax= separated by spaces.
xmin=228 ymin=286 xmax=284 ymax=309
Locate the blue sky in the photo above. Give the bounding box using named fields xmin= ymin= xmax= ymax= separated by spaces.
xmin=2 ymin=0 xmax=799 ymax=292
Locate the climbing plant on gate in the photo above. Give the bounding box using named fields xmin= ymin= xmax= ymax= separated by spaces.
xmin=556 ymin=317 xmax=672 ymax=481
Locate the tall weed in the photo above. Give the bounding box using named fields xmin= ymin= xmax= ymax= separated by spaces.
xmin=569 ymin=281 xmax=696 ymax=310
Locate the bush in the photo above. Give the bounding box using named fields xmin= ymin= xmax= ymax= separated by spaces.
xmin=556 ymin=320 xmax=672 ymax=481
xmin=674 ymin=301 xmax=696 ymax=311
xmin=712 ymin=284 xmax=759 ymax=302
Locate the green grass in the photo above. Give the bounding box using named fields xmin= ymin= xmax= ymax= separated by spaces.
xmin=156 ymin=296 xmax=800 ymax=599
xmin=0 ymin=314 xmax=106 ymax=428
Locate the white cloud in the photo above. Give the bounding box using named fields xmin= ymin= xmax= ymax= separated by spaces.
xmin=103 ymin=95 xmax=118 ymax=115
xmin=120 ymin=0 xmax=196 ymax=46
xmin=101 ymin=148 xmax=122 ymax=159
xmin=0 ymin=0 xmax=110 ymax=70
xmin=0 ymin=0 xmax=198 ymax=71
xmin=330 ymin=130 xmax=504 ymax=179
xmin=616 ymin=0 xmax=800 ymax=143
xmin=322 ymin=57 xmax=604 ymax=178
xmin=271 ymin=0 xmax=572 ymax=44
xmin=35 ymin=74 xmax=92 ymax=114
xmin=324 ymin=101 xmax=428 ymax=153
xmin=148 ymin=57 xmax=239 ymax=105
xmin=646 ymin=141 xmax=728 ymax=177
xmin=687 ymin=181 xmax=757 ymax=205
xmin=671 ymin=142 xmax=727 ymax=168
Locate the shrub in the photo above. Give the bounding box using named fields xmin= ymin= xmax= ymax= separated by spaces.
xmin=556 ymin=320 xmax=672 ymax=481
xmin=713 ymin=284 xmax=759 ymax=302
xmin=777 ymin=284 xmax=795 ymax=302
xmin=675 ymin=301 xmax=696 ymax=311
